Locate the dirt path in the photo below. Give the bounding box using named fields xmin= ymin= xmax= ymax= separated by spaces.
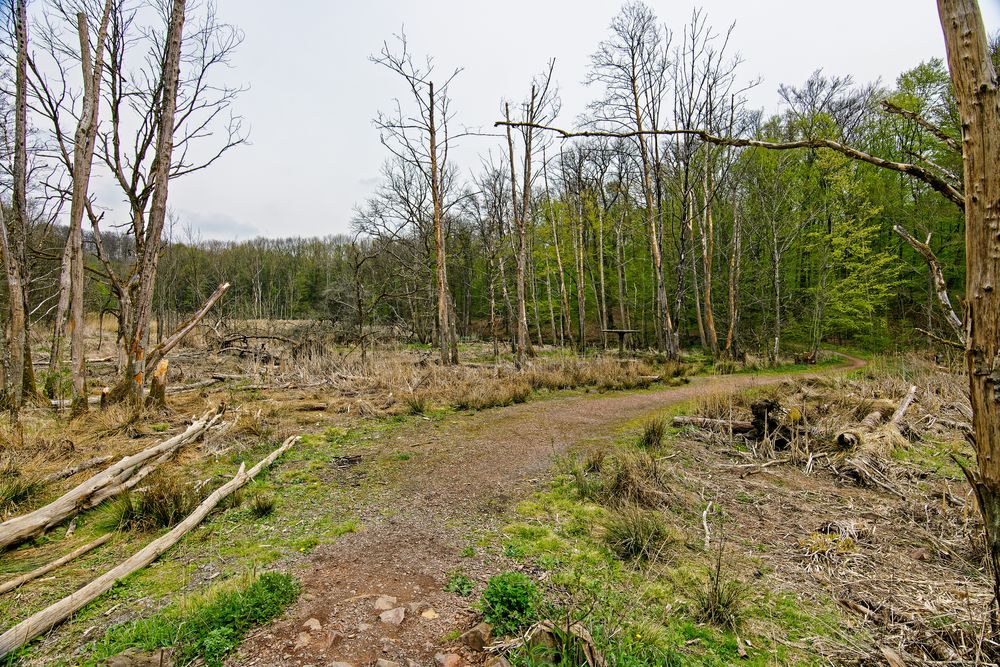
xmin=234 ymin=357 xmax=864 ymax=667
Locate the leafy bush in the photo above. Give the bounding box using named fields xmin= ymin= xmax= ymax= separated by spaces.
xmin=603 ymin=505 xmax=674 ymax=562
xmin=444 ymin=573 xmax=474 ymax=596
xmin=91 ymin=571 xmax=300 ymax=667
xmin=480 ymin=572 xmax=542 ymax=636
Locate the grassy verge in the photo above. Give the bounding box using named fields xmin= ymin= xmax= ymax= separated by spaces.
xmin=0 ymin=413 xmax=422 ymax=665
xmin=477 ymin=417 xmax=854 ymax=666
xmin=84 ymin=571 xmax=300 ymax=667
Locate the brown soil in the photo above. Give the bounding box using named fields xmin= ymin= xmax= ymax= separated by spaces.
xmin=233 ymin=357 xmax=866 ymax=667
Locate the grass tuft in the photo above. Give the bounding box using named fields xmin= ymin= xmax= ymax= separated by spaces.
xmin=638 ymin=418 xmax=666 ymax=450
xmin=603 ymin=504 xmax=675 ymax=562
xmin=248 ymin=492 xmax=276 ymax=519
xmin=100 ymin=474 xmax=199 ymax=532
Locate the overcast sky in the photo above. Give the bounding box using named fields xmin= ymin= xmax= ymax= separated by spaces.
xmin=158 ymin=1 xmax=1000 ymax=241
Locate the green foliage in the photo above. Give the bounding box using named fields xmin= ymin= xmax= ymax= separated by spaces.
xmin=480 ymin=572 xmax=542 ymax=636
xmin=444 ymin=573 xmax=474 ymax=597
xmin=88 ymin=571 xmax=300 ymax=667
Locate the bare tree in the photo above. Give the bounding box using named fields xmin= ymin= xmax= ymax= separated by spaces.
xmin=504 ymin=60 xmax=558 ymax=369
xmin=587 ymin=1 xmax=679 ymax=357
xmin=372 ymin=33 xmax=461 ymax=365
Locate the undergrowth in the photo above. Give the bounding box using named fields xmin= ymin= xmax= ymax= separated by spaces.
xmin=86 ymin=571 xmax=300 ymax=666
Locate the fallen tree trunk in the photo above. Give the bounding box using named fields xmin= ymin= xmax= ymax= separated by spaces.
xmin=0 ymin=408 xmax=223 ymax=552
xmin=0 ymin=435 xmax=298 ymax=659
xmin=42 ymin=455 xmax=113 ymax=484
xmin=0 ymin=533 xmax=112 ymax=596
xmin=836 ymin=410 xmax=883 ymax=449
xmin=145 ymin=282 xmax=230 ymax=372
xmin=672 ymin=416 xmax=753 ymax=433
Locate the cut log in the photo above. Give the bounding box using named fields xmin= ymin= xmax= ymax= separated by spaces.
xmin=671 ymin=416 xmax=753 ymax=433
xmin=890 ymin=385 xmax=918 ymax=426
xmin=42 ymin=455 xmax=113 ymax=484
xmin=0 ymin=435 xmax=298 ymax=659
xmin=837 ymin=410 xmax=883 ymax=448
xmin=0 ymin=534 xmax=112 ymax=596
xmin=0 ymin=408 xmax=223 ymax=552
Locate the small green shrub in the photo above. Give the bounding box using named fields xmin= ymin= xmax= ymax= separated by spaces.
xmin=604 ymin=505 xmax=674 ymax=562
xmin=638 ymin=418 xmax=666 ymax=449
xmin=480 ymin=572 xmax=541 ymax=636
xmin=444 ymin=573 xmax=474 ymax=596
xmin=248 ymin=493 xmax=276 ymax=518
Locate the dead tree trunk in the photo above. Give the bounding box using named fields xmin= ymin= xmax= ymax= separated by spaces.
xmin=938 ymin=0 xmax=1000 ymax=611
xmin=122 ymin=0 xmax=186 ymax=404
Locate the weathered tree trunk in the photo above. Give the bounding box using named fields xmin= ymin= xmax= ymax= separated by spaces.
xmin=0 ymin=204 xmax=25 ymax=417
xmin=505 ymin=103 xmax=530 ymax=369
xmin=633 ymin=86 xmax=678 ymax=357
xmin=724 ymin=195 xmax=742 ymax=357
xmin=12 ymin=0 xmax=36 ymax=402
xmin=937 ymin=0 xmax=1000 ymax=610
xmin=701 ymin=166 xmax=719 ymax=357
xmin=543 ymin=153 xmax=573 ymax=348
xmin=122 ymin=0 xmax=186 ymax=404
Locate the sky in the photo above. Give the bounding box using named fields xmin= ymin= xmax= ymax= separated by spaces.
xmin=154 ymin=0 xmax=1000 ymax=241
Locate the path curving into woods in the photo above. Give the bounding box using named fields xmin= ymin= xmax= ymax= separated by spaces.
xmin=234 ymin=354 xmax=864 ymax=667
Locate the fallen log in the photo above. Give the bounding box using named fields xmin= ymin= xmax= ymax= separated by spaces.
xmin=0 ymin=408 xmax=223 ymax=552
xmin=890 ymin=384 xmax=918 ymax=426
xmin=42 ymin=455 xmax=113 ymax=484
xmin=836 ymin=410 xmax=883 ymax=449
xmin=0 ymin=534 xmax=112 ymax=596
xmin=0 ymin=435 xmax=298 ymax=659
xmin=671 ymin=416 xmax=753 ymax=433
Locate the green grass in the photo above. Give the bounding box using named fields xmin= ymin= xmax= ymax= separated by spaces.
xmin=85 ymin=571 xmax=300 ymax=667
xmin=491 ymin=426 xmax=853 ymax=666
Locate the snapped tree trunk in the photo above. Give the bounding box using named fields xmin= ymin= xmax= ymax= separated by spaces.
xmin=122 ymin=0 xmax=186 ymax=404
xmin=937 ymin=0 xmax=1000 ymax=610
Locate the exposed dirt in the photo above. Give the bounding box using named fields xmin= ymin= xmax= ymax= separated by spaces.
xmin=233 ymin=357 xmax=865 ymax=667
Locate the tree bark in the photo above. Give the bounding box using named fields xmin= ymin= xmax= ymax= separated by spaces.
xmin=937 ymin=0 xmax=1000 ymax=610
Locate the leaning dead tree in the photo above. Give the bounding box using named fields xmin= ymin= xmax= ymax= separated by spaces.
xmin=372 ymin=33 xmax=461 ymax=365
xmin=497 ymin=0 xmax=1000 ymax=610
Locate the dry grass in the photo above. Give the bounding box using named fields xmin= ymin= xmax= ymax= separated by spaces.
xmin=599 ymin=450 xmax=674 ymax=509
